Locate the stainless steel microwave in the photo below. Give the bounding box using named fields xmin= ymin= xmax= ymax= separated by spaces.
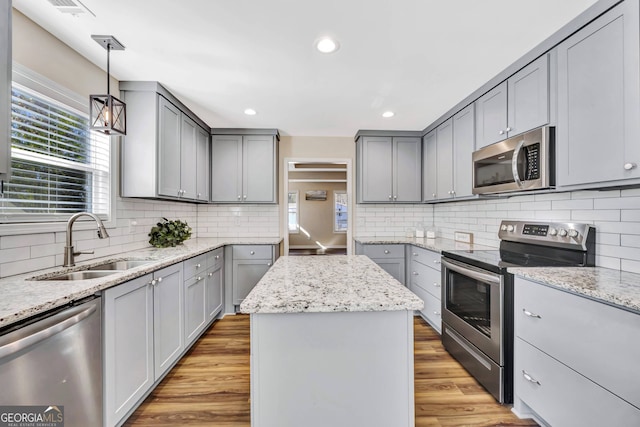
xmin=472 ymin=126 xmax=554 ymax=195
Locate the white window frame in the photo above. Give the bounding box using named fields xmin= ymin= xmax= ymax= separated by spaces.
xmin=0 ymin=63 xmax=118 ymax=236
xmin=288 ymin=190 xmax=299 ymax=234
xmin=334 ymin=190 xmax=347 ymax=233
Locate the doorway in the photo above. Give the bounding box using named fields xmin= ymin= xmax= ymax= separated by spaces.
xmin=283 ymin=158 xmax=353 ymax=256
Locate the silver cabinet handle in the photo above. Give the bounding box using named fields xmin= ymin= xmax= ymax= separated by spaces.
xmin=384 ymin=250 xmax=390 ymax=254
xmin=433 ymin=282 xmax=440 ymax=287
xmin=505 ymin=127 xmax=512 ymax=132
xmin=433 ymin=311 xmax=441 ymax=316
xmin=243 ymin=195 xmax=247 ymax=199
xmin=388 ymin=195 xmax=392 ymax=200
xmin=412 ymin=271 xmax=418 ymax=276
xmin=267 ymin=262 xmax=272 ymax=266
xmin=149 ymin=279 xmax=157 ymax=286
xmin=393 ymin=196 xmax=397 ymax=200
xmin=624 ymin=162 xmax=637 ymax=170
xmin=412 ymin=253 xmax=418 ymax=256
xmin=196 ymin=263 xmax=201 ymax=268
xmin=432 ymin=193 xmax=436 ymax=198
xmin=197 ymin=193 xmax=202 ymax=198
xmin=237 ymin=195 xmax=241 ymax=199
xmin=156 ymin=276 xmax=163 ymax=283
xmin=196 ymin=276 xmax=202 ymax=281
xmin=250 ymin=251 xmax=255 ymax=255
xmin=522 ymin=370 xmax=540 ymax=385
xmin=215 ymin=255 xmax=220 ymax=259
xmin=498 ymin=130 xmax=505 ymax=135
xmin=208 ymin=272 xmax=213 ymax=277
xmin=0 ymin=303 xmax=97 ymax=359
xmin=433 ymin=259 xmax=441 ymax=264
xmin=522 ymin=308 xmax=541 ymax=319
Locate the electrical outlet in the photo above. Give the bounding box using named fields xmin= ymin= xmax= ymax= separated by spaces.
xmin=454 ymin=231 xmax=473 ymax=244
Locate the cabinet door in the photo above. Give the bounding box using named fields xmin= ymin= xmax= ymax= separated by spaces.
xmin=508 ymin=54 xmax=549 ymax=137
xmin=184 ymin=274 xmax=206 ymax=346
xmin=422 ymin=131 xmax=437 ymax=201
xmin=158 ymin=96 xmax=182 ymax=198
xmin=452 ymin=104 xmax=475 ymax=198
xmin=243 ymin=135 xmax=276 ymax=202
xmin=557 ymin=1 xmax=640 ymax=186
xmin=360 ymin=136 xmax=394 ymax=202
xmin=475 ymin=81 xmax=508 ymax=148
xmin=180 ymin=115 xmax=198 ymax=200
xmin=206 ymin=264 xmax=223 ymax=321
xmin=232 ymin=259 xmax=272 ymax=305
xmin=393 ymin=137 xmax=422 ymax=202
xmin=211 ymin=135 xmax=243 ymax=202
xmin=196 ymin=126 xmax=210 ymax=201
xmin=104 ymin=274 xmax=154 ymax=427
xmin=153 ymin=263 xmax=184 ymax=379
xmin=372 ymin=258 xmax=405 ymax=285
xmin=436 ymin=119 xmax=454 ymax=199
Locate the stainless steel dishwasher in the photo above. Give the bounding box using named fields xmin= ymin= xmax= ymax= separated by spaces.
xmin=0 ymin=296 xmax=102 ymax=426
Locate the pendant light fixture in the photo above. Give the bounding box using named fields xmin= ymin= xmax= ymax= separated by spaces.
xmin=89 ymin=35 xmax=126 ymax=135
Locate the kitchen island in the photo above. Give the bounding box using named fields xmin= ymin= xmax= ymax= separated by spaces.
xmin=240 ymin=255 xmax=423 ymax=427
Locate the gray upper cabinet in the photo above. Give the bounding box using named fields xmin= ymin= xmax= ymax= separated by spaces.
xmin=357 ymin=135 xmax=421 ymax=203
xmin=211 ymin=131 xmax=278 ymax=203
xmin=423 ymin=106 xmax=475 ymax=202
xmin=475 ymin=55 xmax=549 ymax=149
xmin=556 ymin=0 xmax=640 ymax=188
xmin=0 ymin=1 xmax=10 ymax=180
xmin=120 ymin=81 xmax=210 ymax=202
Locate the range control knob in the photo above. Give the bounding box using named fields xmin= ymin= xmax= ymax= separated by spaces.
xmin=559 ymin=229 xmax=568 ymax=237
xmin=568 ymin=229 xmax=579 ymax=238
xmin=549 ymin=228 xmax=558 ymax=236
xmin=501 ymin=224 xmax=508 ymax=231
xmin=507 ymin=225 xmax=515 ymax=232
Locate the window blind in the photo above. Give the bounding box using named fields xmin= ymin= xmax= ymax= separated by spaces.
xmin=0 ymin=84 xmax=110 ymax=222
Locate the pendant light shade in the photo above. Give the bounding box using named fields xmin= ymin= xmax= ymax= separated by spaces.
xmin=90 ymin=35 xmax=126 ymax=136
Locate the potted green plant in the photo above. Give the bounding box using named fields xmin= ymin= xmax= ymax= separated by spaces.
xmin=148 ymin=218 xmax=192 ymax=248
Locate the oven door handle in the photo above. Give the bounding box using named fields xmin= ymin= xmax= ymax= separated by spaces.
xmin=512 ymin=138 xmax=526 ymax=189
xmin=441 ymin=258 xmax=501 ymax=286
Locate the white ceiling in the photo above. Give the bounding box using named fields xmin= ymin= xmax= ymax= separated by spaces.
xmin=14 ymin=0 xmax=598 ymax=137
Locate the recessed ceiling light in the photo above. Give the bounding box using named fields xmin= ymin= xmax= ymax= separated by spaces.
xmin=244 ymin=108 xmax=257 ymax=116
xmin=382 ymin=111 xmax=395 ymax=118
xmin=316 ymin=37 xmax=340 ymax=54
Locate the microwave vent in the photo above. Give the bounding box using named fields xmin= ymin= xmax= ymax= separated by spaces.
xmin=47 ymin=0 xmax=95 ymax=16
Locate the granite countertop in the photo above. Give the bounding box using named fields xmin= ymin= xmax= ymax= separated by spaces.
xmin=355 ymin=236 xmax=496 ymax=253
xmin=240 ymin=255 xmax=424 ymax=314
xmin=0 ymin=237 xmax=281 ymax=329
xmin=509 ymin=267 xmax=640 ymax=315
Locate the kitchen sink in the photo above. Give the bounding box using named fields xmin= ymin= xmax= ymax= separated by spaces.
xmin=86 ymin=260 xmax=155 ymax=271
xmin=37 ymin=270 xmax=119 ymax=281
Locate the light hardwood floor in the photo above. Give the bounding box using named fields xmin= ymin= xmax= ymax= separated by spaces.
xmin=125 ymin=315 xmax=538 ymax=427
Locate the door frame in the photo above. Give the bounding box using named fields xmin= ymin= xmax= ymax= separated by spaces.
xmin=283 ymin=157 xmax=353 ymax=256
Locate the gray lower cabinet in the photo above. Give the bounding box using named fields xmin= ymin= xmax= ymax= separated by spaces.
xmin=211 ymin=132 xmax=279 ymax=203
xmin=231 ymin=245 xmax=275 ymax=306
xmin=120 ymin=81 xmax=210 ymax=202
xmin=475 ymin=54 xmax=549 ymax=149
xmin=205 ymin=248 xmax=224 ymax=321
xmin=356 ymin=243 xmax=405 ymax=285
xmin=513 ymin=277 xmax=640 ymax=425
xmin=184 ymin=254 xmax=207 ymax=345
xmin=103 ymin=263 xmax=184 ymax=427
xmin=357 ymin=135 xmax=422 ymax=203
xmin=408 ymin=246 xmax=442 ymax=333
xmin=556 ymin=0 xmax=640 ymax=188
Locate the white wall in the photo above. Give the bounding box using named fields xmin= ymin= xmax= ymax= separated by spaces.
xmin=355 ymin=188 xmax=640 ymax=274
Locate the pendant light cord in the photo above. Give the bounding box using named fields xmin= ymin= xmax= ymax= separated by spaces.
xmin=106 ymin=43 xmax=111 ymax=97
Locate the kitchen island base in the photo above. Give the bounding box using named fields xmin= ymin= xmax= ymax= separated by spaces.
xmin=250 ymin=310 xmax=415 ymax=427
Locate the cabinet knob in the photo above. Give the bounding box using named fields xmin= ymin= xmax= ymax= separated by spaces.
xmin=388 ymin=195 xmax=392 ymax=200
xmin=498 ymin=130 xmax=505 ymax=135
xmin=208 ymin=272 xmax=213 ymax=277
xmin=393 ymin=196 xmax=397 ymax=200
xmin=267 ymin=262 xmax=272 ymax=266
xmin=624 ymin=162 xmax=637 ymax=170
xmin=505 ymin=127 xmax=512 ymax=132
xmin=197 ymin=276 xmax=202 ymax=281
xmin=433 ymin=260 xmax=441 ymax=264
xmin=412 ymin=271 xmax=418 ymax=276
xmin=237 ymin=195 xmax=242 ymax=199
xmin=197 ymin=193 xmax=202 ymax=198
xmin=250 ymin=251 xmax=255 ymax=255
xmin=156 ymin=276 xmax=163 ymax=283
xmin=215 ymin=255 xmax=220 ymax=259
xmin=433 ymin=311 xmax=441 ymax=316
xmin=412 ymin=253 xmax=418 ymax=256
xmin=149 ymin=279 xmax=157 ymax=286
xmin=196 ymin=263 xmax=201 ymax=268
xmin=433 ymin=282 xmax=440 ymax=287
xmin=432 ymin=193 xmax=436 ymax=198
xmin=451 ymin=190 xmax=455 ymax=196
xmin=243 ymin=195 xmax=247 ymax=199
xmin=384 ymin=250 xmax=390 ymax=254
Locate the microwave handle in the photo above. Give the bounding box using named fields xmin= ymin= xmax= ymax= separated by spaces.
xmin=512 ymin=138 xmax=526 ymax=189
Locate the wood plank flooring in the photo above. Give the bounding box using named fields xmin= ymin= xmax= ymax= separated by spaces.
xmin=125 ymin=315 xmax=538 ymax=427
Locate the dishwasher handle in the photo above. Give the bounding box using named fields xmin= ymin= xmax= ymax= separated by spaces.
xmin=0 ymin=302 xmax=97 ymax=359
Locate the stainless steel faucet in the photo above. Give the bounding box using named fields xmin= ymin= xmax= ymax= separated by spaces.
xmin=63 ymin=212 xmax=110 ymax=267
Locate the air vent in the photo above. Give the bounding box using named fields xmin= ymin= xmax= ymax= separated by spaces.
xmin=47 ymin=0 xmax=95 ymax=16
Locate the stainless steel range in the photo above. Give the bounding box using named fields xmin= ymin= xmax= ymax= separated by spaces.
xmin=441 ymin=220 xmax=595 ymax=404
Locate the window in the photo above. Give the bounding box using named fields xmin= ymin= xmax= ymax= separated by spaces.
xmin=334 ymin=191 xmax=347 ymax=233
xmin=288 ymin=191 xmax=299 ymax=233
xmin=0 ymin=82 xmax=110 ymax=222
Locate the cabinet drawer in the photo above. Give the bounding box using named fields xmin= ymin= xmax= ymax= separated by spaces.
xmin=409 ymin=260 xmax=441 ymax=299
xmin=515 ymin=338 xmax=640 ymax=426
xmin=206 ymin=247 xmax=224 ymax=269
xmin=361 ymin=244 xmax=405 ymax=259
xmin=233 ymin=245 xmax=272 ymax=260
xmin=184 ymin=254 xmax=207 ymax=280
xmin=411 ymin=284 xmax=442 ymax=333
xmin=515 ymin=277 xmax=640 ymax=407
xmin=409 ymin=246 xmax=442 ymax=271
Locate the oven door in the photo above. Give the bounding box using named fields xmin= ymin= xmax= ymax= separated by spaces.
xmin=441 ymin=257 xmax=503 ymax=364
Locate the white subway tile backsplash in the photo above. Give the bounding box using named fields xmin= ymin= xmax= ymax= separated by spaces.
xmin=571 ymin=210 xmax=620 ymax=222
xmin=594 ymin=197 xmax=640 ymax=210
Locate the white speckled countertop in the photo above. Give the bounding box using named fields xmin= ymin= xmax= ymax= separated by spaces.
xmin=0 ymin=238 xmax=281 ymax=328
xmin=509 ymin=267 xmax=640 ymax=315
xmin=240 ymin=255 xmax=424 ymax=314
xmin=355 ymin=236 xmax=496 ymax=253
